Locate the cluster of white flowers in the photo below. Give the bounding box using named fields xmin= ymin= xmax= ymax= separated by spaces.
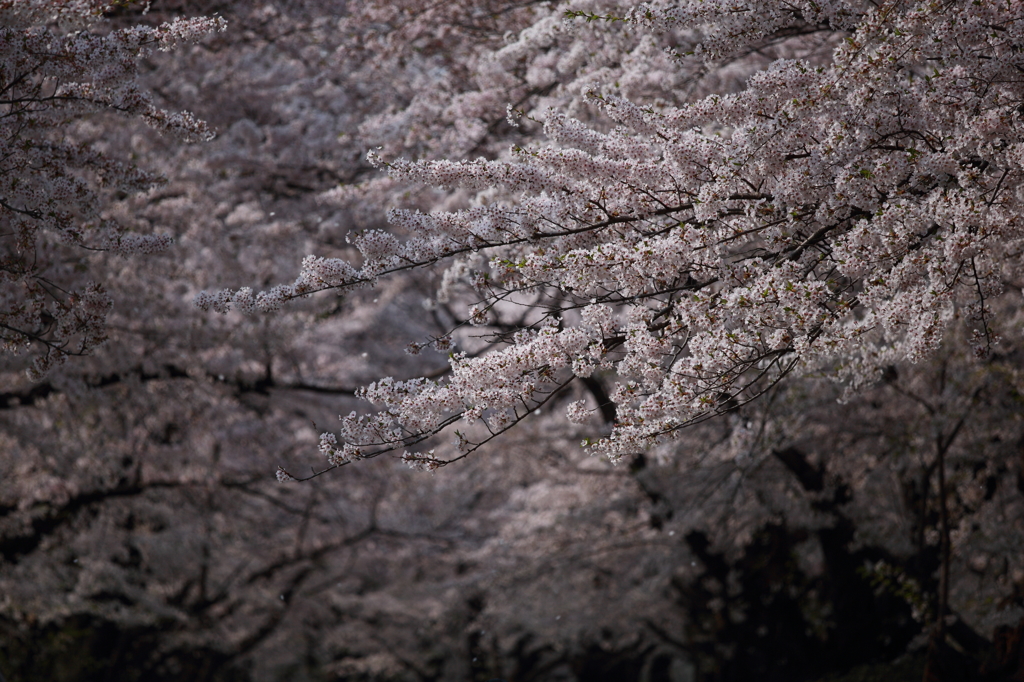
xmin=275 ymin=467 xmax=298 ymax=483
xmin=566 ymin=399 xmax=592 ymax=425
xmin=198 ymin=0 xmax=1024 ymax=473
xmin=155 ymin=16 xmax=227 ymax=52
xmin=400 ymin=449 xmax=443 ymax=472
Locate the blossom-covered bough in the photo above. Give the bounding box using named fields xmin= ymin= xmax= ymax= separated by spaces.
xmin=0 ymin=0 xmax=224 ymax=379
xmin=198 ymin=0 xmax=1024 ymax=478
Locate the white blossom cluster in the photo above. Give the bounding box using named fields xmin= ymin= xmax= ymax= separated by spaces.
xmin=201 ymin=0 xmax=1024 ymax=471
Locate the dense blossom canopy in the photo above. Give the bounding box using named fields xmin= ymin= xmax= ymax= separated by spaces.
xmin=195 ymin=0 xmax=1024 ymax=473
xmin=3 ymin=2 xmax=1024 ymax=680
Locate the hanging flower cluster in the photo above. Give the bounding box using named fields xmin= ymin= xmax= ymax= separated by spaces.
xmin=198 ymin=0 xmax=1024 ymax=474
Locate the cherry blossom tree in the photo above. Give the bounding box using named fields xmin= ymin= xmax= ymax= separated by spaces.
xmin=197 ymin=0 xmax=1024 ymax=675
xmin=4 ymin=1 xmax=1024 ymax=681
xmin=198 ymin=0 xmax=1024 ymax=482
